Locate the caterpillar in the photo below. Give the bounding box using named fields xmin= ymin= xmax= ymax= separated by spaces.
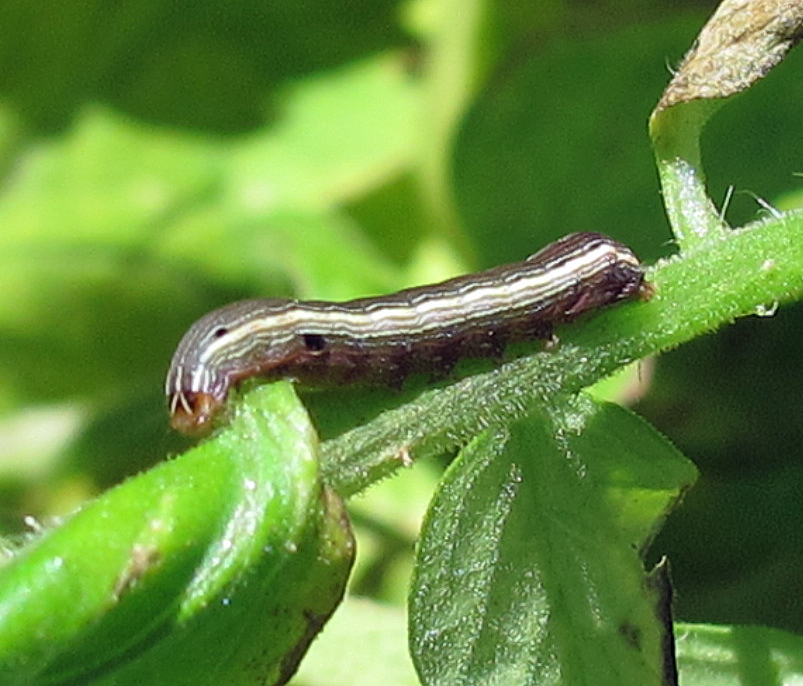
xmin=166 ymin=232 xmax=650 ymax=434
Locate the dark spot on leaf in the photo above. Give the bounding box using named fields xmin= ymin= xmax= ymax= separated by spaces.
xmin=619 ymin=621 xmax=642 ymax=650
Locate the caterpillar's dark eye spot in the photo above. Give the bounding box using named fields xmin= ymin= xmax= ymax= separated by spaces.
xmin=302 ymin=333 xmax=327 ymax=351
xmin=212 ymin=326 xmax=229 ymax=339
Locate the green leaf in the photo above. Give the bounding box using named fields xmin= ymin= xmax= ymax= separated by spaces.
xmin=452 ymin=16 xmax=695 ymax=266
xmin=409 ymin=396 xmax=696 ymax=686
xmin=0 ymin=1 xmax=405 ymax=133
xmin=676 ymin=623 xmax=803 ymax=686
xmin=0 ymin=382 xmax=354 ymax=686
xmin=224 ymin=55 xmax=419 ymax=214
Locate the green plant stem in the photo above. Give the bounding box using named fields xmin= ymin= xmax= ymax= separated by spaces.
xmin=649 ymin=100 xmax=728 ymax=250
xmin=322 ymin=212 xmax=803 ymax=497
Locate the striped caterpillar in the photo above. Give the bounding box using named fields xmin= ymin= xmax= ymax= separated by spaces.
xmin=166 ymin=232 xmax=651 ymax=434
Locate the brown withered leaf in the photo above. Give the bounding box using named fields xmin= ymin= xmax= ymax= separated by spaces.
xmin=656 ymin=0 xmax=803 ymax=112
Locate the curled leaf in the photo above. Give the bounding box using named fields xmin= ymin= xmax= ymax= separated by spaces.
xmin=0 ymin=382 xmax=354 ymax=686
xmin=656 ymin=0 xmax=803 ymax=112
xmin=650 ymin=0 xmax=803 ymax=247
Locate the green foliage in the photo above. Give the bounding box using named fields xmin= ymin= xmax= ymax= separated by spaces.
xmin=0 ymin=382 xmax=353 ymax=685
xmin=1 ymin=1 xmax=803 ymax=685
xmin=409 ymin=401 xmax=695 ymax=686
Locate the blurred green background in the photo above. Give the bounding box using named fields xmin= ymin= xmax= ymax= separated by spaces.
xmin=1 ymin=0 xmax=802 ymax=639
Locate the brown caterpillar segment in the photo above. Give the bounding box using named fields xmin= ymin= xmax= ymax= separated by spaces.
xmin=166 ymin=232 xmax=650 ymax=434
